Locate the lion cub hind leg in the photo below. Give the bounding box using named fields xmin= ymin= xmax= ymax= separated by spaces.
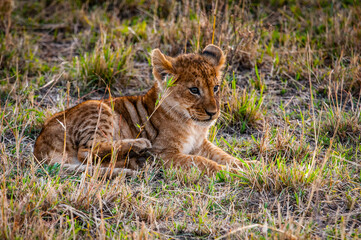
xmin=77 ymin=138 xmax=152 ymax=170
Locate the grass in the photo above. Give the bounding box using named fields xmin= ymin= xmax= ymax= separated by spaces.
xmin=220 ymin=72 xmax=265 ymax=133
xmin=1 ymin=0 xmax=361 ymax=238
xmin=67 ymin=39 xmax=134 ymax=90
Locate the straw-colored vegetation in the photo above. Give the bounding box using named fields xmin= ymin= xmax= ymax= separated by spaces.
xmin=1 ymin=0 xmax=360 ymax=238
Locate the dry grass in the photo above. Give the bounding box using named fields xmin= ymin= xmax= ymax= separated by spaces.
xmin=1 ymin=0 xmax=361 ymax=238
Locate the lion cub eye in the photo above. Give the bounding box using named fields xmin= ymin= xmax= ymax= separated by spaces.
xmin=189 ymin=87 xmax=200 ymax=95
xmin=213 ymin=85 xmax=220 ymax=93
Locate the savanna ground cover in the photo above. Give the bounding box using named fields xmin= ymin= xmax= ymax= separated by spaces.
xmin=1 ymin=0 xmax=361 ymax=239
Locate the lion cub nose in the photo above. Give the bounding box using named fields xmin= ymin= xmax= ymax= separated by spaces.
xmin=205 ymin=110 xmax=217 ymax=117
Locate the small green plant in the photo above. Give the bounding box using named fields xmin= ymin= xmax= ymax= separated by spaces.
xmin=36 ymin=163 xmax=61 ymax=177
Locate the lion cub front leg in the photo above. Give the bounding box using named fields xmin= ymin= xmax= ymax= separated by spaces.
xmin=161 ymin=152 xmax=223 ymax=176
xmin=197 ymin=140 xmax=243 ymax=169
xmin=78 ymin=138 xmax=152 ymax=170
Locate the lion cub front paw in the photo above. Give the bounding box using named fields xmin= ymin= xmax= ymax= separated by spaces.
xmin=130 ymin=138 xmax=152 ymax=154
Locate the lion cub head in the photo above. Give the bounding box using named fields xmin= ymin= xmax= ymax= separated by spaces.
xmin=151 ymin=45 xmax=225 ymax=126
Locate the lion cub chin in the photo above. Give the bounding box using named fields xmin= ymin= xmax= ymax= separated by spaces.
xmin=34 ymin=44 xmax=242 ymax=177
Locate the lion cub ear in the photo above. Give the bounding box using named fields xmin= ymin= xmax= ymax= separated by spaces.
xmin=201 ymin=44 xmax=225 ymax=70
xmin=151 ymin=49 xmax=175 ymax=83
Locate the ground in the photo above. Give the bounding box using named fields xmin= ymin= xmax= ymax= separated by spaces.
xmin=0 ymin=0 xmax=360 ymax=239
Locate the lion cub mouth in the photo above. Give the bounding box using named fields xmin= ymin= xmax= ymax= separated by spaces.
xmin=191 ymin=116 xmax=214 ymax=123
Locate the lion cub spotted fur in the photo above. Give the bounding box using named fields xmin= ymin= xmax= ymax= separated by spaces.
xmin=34 ymin=44 xmax=241 ymax=176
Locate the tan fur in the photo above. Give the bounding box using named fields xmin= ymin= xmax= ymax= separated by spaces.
xmin=34 ymin=44 xmax=241 ymax=176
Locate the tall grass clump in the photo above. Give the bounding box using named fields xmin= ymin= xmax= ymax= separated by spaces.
xmin=69 ymin=39 xmax=134 ymax=89
xmin=317 ymin=81 xmax=361 ymax=148
xmin=320 ymin=103 xmax=361 ymax=147
xmin=221 ymin=73 xmax=264 ymax=133
xmin=250 ymin=127 xmax=311 ymax=163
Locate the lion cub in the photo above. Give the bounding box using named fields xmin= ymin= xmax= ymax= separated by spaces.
xmin=34 ymin=44 xmax=241 ymax=176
